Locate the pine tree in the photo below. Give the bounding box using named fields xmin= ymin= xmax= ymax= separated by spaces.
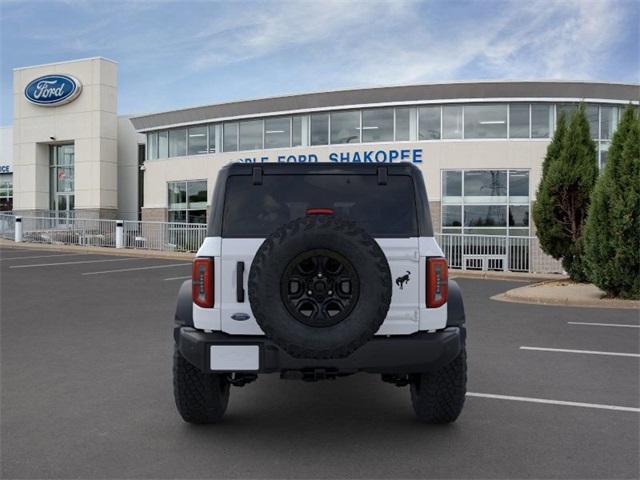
xmin=533 ymin=104 xmax=598 ymax=281
xmin=584 ymin=106 xmax=640 ymax=298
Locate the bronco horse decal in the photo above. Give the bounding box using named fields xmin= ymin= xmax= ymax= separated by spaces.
xmin=395 ymin=271 xmax=411 ymax=290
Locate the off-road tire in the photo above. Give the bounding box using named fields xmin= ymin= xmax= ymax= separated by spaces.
xmin=248 ymin=215 xmax=392 ymax=359
xmin=410 ymin=347 xmax=467 ymax=423
xmin=173 ymin=347 xmax=230 ymax=424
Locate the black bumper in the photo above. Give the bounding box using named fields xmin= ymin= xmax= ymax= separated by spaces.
xmin=175 ymin=326 xmax=465 ymax=375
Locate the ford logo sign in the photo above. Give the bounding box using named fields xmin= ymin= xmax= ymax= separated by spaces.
xmin=24 ymin=74 xmax=82 ymax=106
xmin=231 ymin=313 xmax=251 ymax=321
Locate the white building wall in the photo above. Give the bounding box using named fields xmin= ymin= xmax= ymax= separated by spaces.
xmin=0 ymin=126 xmax=13 ymax=170
xmin=141 ymin=139 xmax=550 ymax=221
xmin=12 ymin=57 xmax=118 ymax=217
xmin=116 ymin=116 xmax=144 ymax=220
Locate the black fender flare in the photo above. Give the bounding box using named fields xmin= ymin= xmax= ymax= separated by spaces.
xmin=446 ymin=279 xmax=465 ymax=327
xmin=175 ymin=280 xmax=193 ymax=328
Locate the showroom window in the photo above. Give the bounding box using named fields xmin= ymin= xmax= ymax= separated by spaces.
xmin=168 ymin=180 xmax=207 ymax=223
xmin=330 ymin=110 xmax=360 ymax=144
xmin=158 ymin=131 xmax=168 ymax=159
xmin=292 ymin=116 xmax=303 ymax=146
xmin=49 ymin=144 xmax=75 ymax=219
xmin=187 ymin=126 xmax=208 ymax=156
xmin=239 ymin=120 xmax=263 ymax=150
xmin=442 ymin=105 xmax=463 ymax=139
xmin=169 ymin=128 xmax=187 ymax=157
xmin=265 ymin=117 xmax=291 ymax=149
xmin=441 ymin=169 xmax=530 ymax=236
xmin=419 ymin=106 xmax=441 ymax=140
xmin=464 ymin=104 xmax=507 ymax=139
xmin=223 ymin=122 xmax=239 ymax=152
xmin=531 ymin=104 xmax=552 ymax=138
xmin=208 ymin=124 xmax=217 ymax=153
xmin=509 ymin=104 xmax=529 ymax=138
xmin=395 ymin=107 xmax=411 ymax=141
xmin=310 ymin=113 xmax=329 ymax=145
xmin=362 ymin=108 xmax=394 ymax=143
xmin=0 ymin=173 xmax=12 ymax=211
xmin=147 ymin=132 xmax=158 ymax=160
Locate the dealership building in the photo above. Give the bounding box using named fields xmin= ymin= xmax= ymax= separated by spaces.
xmin=4 ymin=57 xmax=638 ymax=240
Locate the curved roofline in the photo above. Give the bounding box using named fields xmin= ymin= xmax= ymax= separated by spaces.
xmin=131 ymin=80 xmax=639 ymax=131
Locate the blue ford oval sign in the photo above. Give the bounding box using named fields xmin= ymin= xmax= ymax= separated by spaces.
xmin=24 ymin=74 xmax=82 ymax=106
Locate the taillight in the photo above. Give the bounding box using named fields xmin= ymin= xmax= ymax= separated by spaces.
xmin=192 ymin=257 xmax=214 ymax=308
xmin=426 ymin=257 xmax=448 ymax=308
xmin=305 ymin=208 xmax=335 ymax=215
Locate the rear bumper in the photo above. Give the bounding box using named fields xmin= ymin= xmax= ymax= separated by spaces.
xmin=175 ymin=326 xmax=465 ymax=374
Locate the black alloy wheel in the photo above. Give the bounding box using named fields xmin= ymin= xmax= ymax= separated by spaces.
xmin=280 ymin=249 xmax=360 ymax=328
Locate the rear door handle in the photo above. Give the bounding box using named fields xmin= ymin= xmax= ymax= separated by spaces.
xmin=236 ymin=261 xmax=245 ymax=303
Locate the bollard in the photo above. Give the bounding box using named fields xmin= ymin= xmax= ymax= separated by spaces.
xmin=15 ymin=216 xmax=23 ymax=243
xmin=116 ymin=220 xmax=124 ymax=248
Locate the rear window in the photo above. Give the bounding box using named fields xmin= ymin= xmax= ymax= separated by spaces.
xmin=222 ymin=174 xmax=418 ymax=237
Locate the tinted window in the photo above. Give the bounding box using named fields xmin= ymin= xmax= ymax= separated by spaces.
xmin=239 ymin=120 xmax=263 ymax=150
xmin=310 ymin=113 xmax=329 ymax=145
xmin=169 ymin=128 xmax=187 ymax=157
xmin=223 ymin=174 xmax=418 ymax=237
xmin=188 ymin=126 xmax=207 ymax=155
xmin=362 ymin=108 xmax=393 ymax=142
xmin=265 ymin=117 xmax=291 ymax=149
xmin=509 ymin=104 xmax=529 ymax=138
xmin=330 ymin=111 xmax=360 ymax=144
xmin=419 ymin=106 xmax=440 ymax=140
xmin=442 ymin=106 xmax=463 ymax=139
xmin=395 ymin=108 xmax=411 ymax=141
xmin=464 ymin=104 xmax=507 ymax=139
xmin=531 ymin=104 xmax=551 ymax=138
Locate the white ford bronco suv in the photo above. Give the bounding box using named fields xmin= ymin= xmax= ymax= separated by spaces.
xmin=173 ymin=163 xmax=467 ymax=424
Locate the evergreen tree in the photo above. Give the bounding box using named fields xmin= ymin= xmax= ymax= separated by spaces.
xmin=533 ymin=104 xmax=598 ymax=281
xmin=584 ymin=106 xmax=640 ymax=298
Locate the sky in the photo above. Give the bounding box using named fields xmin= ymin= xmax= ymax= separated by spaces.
xmin=0 ymin=0 xmax=638 ymax=126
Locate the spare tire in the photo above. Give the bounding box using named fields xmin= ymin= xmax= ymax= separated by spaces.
xmin=248 ymin=215 xmax=392 ymax=359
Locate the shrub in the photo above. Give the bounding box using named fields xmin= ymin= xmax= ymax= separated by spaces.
xmin=584 ymin=106 xmax=640 ymax=298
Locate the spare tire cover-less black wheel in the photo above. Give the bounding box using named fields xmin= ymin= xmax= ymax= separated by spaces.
xmin=248 ymin=215 xmax=392 ymax=359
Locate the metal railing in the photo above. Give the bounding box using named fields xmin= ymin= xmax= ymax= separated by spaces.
xmin=0 ymin=213 xmax=15 ymax=240
xmin=2 ymin=214 xmax=563 ymax=272
xmin=20 ymin=216 xmax=118 ymax=247
xmin=122 ymin=220 xmax=207 ymax=252
xmin=435 ymin=233 xmax=564 ymax=274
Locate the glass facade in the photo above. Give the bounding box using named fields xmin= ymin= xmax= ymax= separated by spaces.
xmin=0 ymin=173 xmax=12 ymax=211
xmin=442 ymin=169 xmax=530 ymax=236
xmin=144 ymin=102 xmax=624 ymax=164
xmin=362 ymin=108 xmax=393 ymax=143
xmin=464 ymin=104 xmax=507 ymax=139
xmin=167 ymin=180 xmax=207 ymax=223
xmin=49 ymin=144 xmax=75 ymax=218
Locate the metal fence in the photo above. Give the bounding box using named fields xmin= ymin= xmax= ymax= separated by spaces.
xmin=122 ymin=220 xmax=207 ymax=252
xmin=20 ymin=216 xmax=118 ymax=248
xmin=0 ymin=213 xmax=15 ymax=240
xmin=435 ymin=233 xmax=564 ymax=274
xmin=1 ymin=213 xmax=563 ymax=272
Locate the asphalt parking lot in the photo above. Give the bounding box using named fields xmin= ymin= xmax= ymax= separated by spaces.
xmin=1 ymin=245 xmax=638 ymax=479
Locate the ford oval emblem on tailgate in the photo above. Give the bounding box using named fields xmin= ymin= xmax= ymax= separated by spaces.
xmin=231 ymin=313 xmax=250 ymax=321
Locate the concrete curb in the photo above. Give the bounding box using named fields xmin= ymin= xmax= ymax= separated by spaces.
xmin=492 ymin=280 xmax=640 ymax=310
xmin=0 ymin=238 xmax=195 ymax=260
xmin=450 ymin=270 xmax=566 ymax=282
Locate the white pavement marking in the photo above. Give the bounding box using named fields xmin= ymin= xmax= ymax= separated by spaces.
xmin=520 ymin=346 xmax=640 ymax=358
xmin=10 ymin=258 xmax=135 ymax=269
xmin=568 ymin=321 xmax=640 ymax=329
xmin=83 ymin=263 xmax=190 ymax=276
xmin=467 ymin=392 xmax=640 ymax=413
xmin=164 ymin=275 xmax=192 ymax=281
xmin=1 ymin=253 xmax=86 ymax=261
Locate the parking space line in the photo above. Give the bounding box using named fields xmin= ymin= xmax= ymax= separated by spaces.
xmin=467 ymin=392 xmax=640 ymax=413
xmin=10 ymin=258 xmax=136 ymax=269
xmin=520 ymin=346 xmax=640 ymax=358
xmin=1 ymin=253 xmax=87 ymax=261
xmin=83 ymin=263 xmax=190 ymax=275
xmin=164 ymin=275 xmax=192 ymax=281
xmin=568 ymin=322 xmax=640 ymax=329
